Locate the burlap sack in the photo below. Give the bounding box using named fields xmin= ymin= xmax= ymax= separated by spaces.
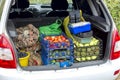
xmin=29 ymin=52 xmax=42 ymax=66
xmin=24 ymin=41 xmax=41 ymax=53
xmin=15 ymin=24 xmax=39 ymax=48
xmin=14 ymin=24 xmax=42 ymax=66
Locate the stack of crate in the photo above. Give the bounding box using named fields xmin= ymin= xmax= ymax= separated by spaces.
xmin=69 ymin=21 xmax=103 ymax=62
xmin=40 ymin=33 xmax=74 ymax=67
xmin=73 ymin=36 xmax=103 ymax=62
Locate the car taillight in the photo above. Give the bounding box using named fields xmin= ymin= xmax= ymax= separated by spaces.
xmin=110 ymin=29 xmax=120 ymax=60
xmin=0 ymin=34 xmax=16 ymax=68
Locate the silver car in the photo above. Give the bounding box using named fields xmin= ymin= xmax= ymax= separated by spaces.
xmin=0 ymin=0 xmax=120 ymax=80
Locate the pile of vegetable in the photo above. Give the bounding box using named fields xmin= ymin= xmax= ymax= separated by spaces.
xmin=74 ymin=37 xmax=101 ymax=62
xmin=44 ymin=35 xmax=70 ymax=48
xmin=49 ymin=49 xmax=71 ymax=59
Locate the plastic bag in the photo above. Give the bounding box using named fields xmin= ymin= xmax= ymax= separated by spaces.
xmin=39 ymin=19 xmax=62 ymax=35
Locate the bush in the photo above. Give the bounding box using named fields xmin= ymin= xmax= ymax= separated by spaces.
xmin=104 ymin=0 xmax=120 ymax=31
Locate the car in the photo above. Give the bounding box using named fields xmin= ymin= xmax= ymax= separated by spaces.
xmin=0 ymin=0 xmax=120 ymax=80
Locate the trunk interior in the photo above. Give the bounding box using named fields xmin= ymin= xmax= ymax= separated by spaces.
xmin=7 ymin=16 xmax=111 ymax=71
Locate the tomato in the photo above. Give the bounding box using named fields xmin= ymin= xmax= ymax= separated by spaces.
xmin=44 ymin=35 xmax=70 ymax=48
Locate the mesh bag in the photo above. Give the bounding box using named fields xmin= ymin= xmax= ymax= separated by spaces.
xmin=15 ymin=24 xmax=39 ymax=48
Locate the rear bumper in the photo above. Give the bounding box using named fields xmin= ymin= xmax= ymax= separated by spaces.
xmin=0 ymin=58 xmax=120 ymax=80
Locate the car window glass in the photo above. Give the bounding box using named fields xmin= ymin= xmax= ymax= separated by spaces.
xmin=29 ymin=0 xmax=73 ymax=17
xmin=0 ymin=0 xmax=5 ymax=21
xmin=9 ymin=0 xmax=94 ymax=18
xmin=29 ymin=0 xmax=72 ymax=4
xmin=29 ymin=0 xmax=72 ymax=9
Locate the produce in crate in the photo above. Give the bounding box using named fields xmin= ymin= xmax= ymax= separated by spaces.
xmin=41 ymin=34 xmax=74 ymax=67
xmin=50 ymin=59 xmax=73 ymax=68
xmin=73 ymin=37 xmax=100 ymax=47
xmin=49 ymin=49 xmax=71 ymax=59
xmin=44 ymin=35 xmax=70 ymax=48
xmin=74 ymin=37 xmax=102 ymax=62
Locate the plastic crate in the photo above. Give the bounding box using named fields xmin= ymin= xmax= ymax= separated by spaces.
xmin=74 ymin=37 xmax=103 ymax=62
xmin=41 ymin=53 xmax=74 ymax=67
xmin=41 ymin=44 xmax=74 ymax=66
xmin=69 ymin=22 xmax=91 ymax=34
xmin=40 ymin=33 xmax=73 ymax=49
xmin=40 ymin=33 xmax=74 ymax=67
xmin=41 ymin=48 xmax=74 ymax=68
xmin=41 ymin=46 xmax=73 ymax=60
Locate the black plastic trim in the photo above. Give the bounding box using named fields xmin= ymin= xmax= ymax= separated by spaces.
xmin=22 ymin=60 xmax=106 ymax=71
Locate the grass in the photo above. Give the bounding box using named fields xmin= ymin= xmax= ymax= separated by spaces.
xmin=104 ymin=0 xmax=120 ymax=32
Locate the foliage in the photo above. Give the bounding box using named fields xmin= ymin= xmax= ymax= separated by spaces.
xmin=104 ymin=0 xmax=120 ymax=31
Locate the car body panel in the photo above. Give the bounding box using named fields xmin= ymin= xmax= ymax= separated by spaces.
xmin=0 ymin=58 xmax=120 ymax=80
xmin=0 ymin=0 xmax=120 ymax=80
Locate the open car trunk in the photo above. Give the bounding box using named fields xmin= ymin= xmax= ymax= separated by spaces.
xmin=7 ymin=16 xmax=111 ymax=71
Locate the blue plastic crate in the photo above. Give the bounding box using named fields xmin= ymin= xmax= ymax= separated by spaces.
xmin=41 ymin=46 xmax=73 ymax=60
xmin=41 ymin=52 xmax=74 ymax=67
xmin=40 ymin=33 xmax=74 ymax=67
xmin=59 ymin=61 xmax=73 ymax=68
xmin=69 ymin=22 xmax=91 ymax=34
xmin=41 ymin=53 xmax=74 ymax=65
xmin=41 ymin=42 xmax=74 ymax=58
xmin=40 ymin=33 xmax=73 ymax=49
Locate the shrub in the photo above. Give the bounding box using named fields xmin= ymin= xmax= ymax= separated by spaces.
xmin=104 ymin=0 xmax=120 ymax=31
